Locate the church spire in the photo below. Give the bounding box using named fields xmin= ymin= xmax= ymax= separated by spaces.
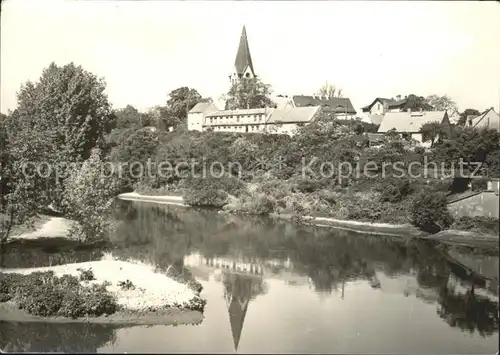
xmin=232 ymin=25 xmax=256 ymax=81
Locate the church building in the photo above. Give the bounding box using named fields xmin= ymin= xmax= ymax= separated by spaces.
xmin=187 ymin=26 xmax=356 ymax=135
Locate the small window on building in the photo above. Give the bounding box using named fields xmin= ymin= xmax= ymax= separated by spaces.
xmin=237 ymin=116 xmax=240 ymax=123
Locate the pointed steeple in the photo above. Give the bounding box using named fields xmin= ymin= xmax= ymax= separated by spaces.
xmin=234 ymin=25 xmax=255 ymax=78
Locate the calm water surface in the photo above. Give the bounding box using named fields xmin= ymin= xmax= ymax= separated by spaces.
xmin=1 ymin=201 xmax=498 ymax=353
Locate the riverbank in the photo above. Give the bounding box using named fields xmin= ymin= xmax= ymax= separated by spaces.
xmin=0 ymin=253 xmax=206 ymax=325
xmin=118 ymin=193 xmax=499 ymax=249
xmin=118 ymin=192 xmax=186 ymax=206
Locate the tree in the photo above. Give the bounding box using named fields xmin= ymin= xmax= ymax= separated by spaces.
xmin=432 ymin=126 xmax=500 ymax=175
xmin=420 ymin=121 xmax=446 ymax=147
xmin=402 ymin=94 xmax=434 ymax=112
xmin=317 ymin=81 xmax=343 ymax=99
xmin=224 ymin=77 xmax=275 ymax=110
xmin=410 ymin=190 xmax=453 ymax=233
xmin=426 ymin=94 xmax=458 ymax=113
xmin=458 ymin=108 xmax=481 ymax=126
xmin=114 ymin=105 xmax=153 ymax=130
xmin=7 ymin=62 xmax=115 ymax=208
xmin=165 ymin=87 xmax=210 ymax=128
xmin=62 ymin=148 xmax=119 ymax=242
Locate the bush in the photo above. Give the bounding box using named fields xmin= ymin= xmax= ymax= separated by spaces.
xmin=1 ymin=271 xmax=118 ymax=319
xmin=77 ymin=268 xmax=95 ymax=281
xmin=410 ymin=190 xmax=453 ymax=233
xmin=117 ymin=280 xmax=135 ymax=290
xmin=377 ymin=178 xmax=414 ymax=203
xmin=63 ymin=148 xmax=119 ymax=242
xmin=183 ymin=174 xmax=245 ymax=208
xmin=451 ymin=216 xmax=499 ymax=235
xmin=414 ymin=146 xmax=425 ymax=155
xmin=471 ymin=179 xmax=488 ymax=191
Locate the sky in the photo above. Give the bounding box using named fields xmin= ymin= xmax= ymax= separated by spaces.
xmin=1 ymin=0 xmax=500 ymax=115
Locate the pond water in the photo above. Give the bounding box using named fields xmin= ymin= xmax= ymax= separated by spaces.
xmin=1 ymin=201 xmax=498 ymax=353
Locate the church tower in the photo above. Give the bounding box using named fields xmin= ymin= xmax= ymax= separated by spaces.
xmin=229 ymin=25 xmax=256 ymax=85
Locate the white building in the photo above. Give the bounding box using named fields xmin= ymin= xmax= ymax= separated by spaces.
xmin=377 ymin=110 xmax=451 ymax=147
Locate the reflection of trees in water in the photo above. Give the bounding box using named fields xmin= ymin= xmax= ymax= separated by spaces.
xmin=1 ymin=238 xmax=106 ymax=268
xmin=0 ymin=321 xmax=120 ymax=353
xmin=437 ymin=284 xmax=499 ymax=337
xmin=114 ymin=201 xmax=499 ymax=337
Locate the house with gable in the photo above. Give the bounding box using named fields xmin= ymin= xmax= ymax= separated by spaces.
xmin=377 ymin=110 xmax=451 ymax=147
xmin=466 ymin=107 xmax=500 ymax=131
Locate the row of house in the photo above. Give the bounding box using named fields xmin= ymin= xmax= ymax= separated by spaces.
xmin=187 ymin=25 xmax=499 ymax=143
xmin=187 ymin=26 xmax=357 ymax=136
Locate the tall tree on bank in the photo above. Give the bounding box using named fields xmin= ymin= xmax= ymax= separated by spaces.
xmin=161 ymin=87 xmax=211 ymax=130
xmin=317 ymin=81 xmax=343 ymax=99
xmin=426 ymin=94 xmax=458 ymax=113
xmin=6 ymin=62 xmax=115 ymax=208
xmin=224 ymin=77 xmax=275 ymax=110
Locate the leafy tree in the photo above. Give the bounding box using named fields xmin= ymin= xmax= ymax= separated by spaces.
xmin=109 ymin=127 xmax=159 ymax=191
xmin=62 ymin=148 xmax=119 ymax=241
xmin=425 ymin=94 xmax=458 ymax=113
xmin=224 ymin=77 xmax=275 ymax=110
xmin=432 ymin=126 xmax=500 ymax=175
xmin=317 ymin=81 xmax=343 ymax=98
xmin=115 ymin=105 xmax=153 ymax=130
xmin=402 ymin=94 xmax=434 ymax=112
xmin=410 ymin=190 xmax=453 ymax=233
xmin=420 ymin=121 xmax=446 ymax=147
xmin=458 ymin=108 xmax=481 ymax=126
xmin=7 ymin=62 xmax=115 ymax=208
xmin=163 ymin=87 xmax=210 ymax=129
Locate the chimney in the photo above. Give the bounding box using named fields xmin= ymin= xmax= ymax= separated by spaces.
xmin=396 ymin=95 xmax=401 ymax=101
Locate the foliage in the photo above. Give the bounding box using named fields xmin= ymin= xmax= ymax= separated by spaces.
xmin=420 ymin=121 xmax=446 ymax=147
xmin=77 ymin=267 xmax=95 ymax=281
xmin=6 ymin=62 xmax=114 ymax=210
xmin=377 ymin=177 xmax=414 ymax=203
xmin=425 ymin=94 xmax=458 ymax=113
xmin=410 ymin=190 xmax=453 ymax=233
xmin=401 ymin=94 xmax=434 ymax=112
xmin=317 ymin=81 xmax=343 ymax=98
xmin=114 ymin=105 xmax=155 ymax=130
xmin=165 ymin=87 xmax=210 ymax=128
xmin=109 ymin=127 xmax=159 ymax=191
xmin=432 ymin=126 xmax=500 ymax=175
xmin=458 ymin=108 xmax=481 ymax=126
xmin=63 ymin=148 xmax=119 ymax=242
xmin=0 ymin=271 xmax=118 ymax=318
xmin=224 ymin=77 xmax=275 ymax=110
xmin=183 ymin=174 xmax=245 ymax=208
xmin=451 ymin=216 xmax=499 ymax=235
xmin=470 ymin=178 xmax=488 ymax=191
xmin=117 ymin=279 xmax=135 ymax=290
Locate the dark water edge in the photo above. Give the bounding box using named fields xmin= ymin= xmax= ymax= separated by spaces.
xmin=0 ymin=200 xmax=498 ymax=353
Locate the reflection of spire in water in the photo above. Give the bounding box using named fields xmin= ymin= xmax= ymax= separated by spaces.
xmin=222 ymin=272 xmax=266 ymax=351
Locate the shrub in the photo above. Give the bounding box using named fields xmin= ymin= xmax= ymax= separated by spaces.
xmin=63 ymin=148 xmax=119 ymax=242
xmin=414 ymin=146 xmax=425 ymax=155
xmin=378 ymin=178 xmax=414 ymax=203
xmin=1 ymin=271 xmax=118 ymax=319
xmin=77 ymin=268 xmax=95 ymax=281
xmin=451 ymin=216 xmax=499 ymax=235
xmin=182 ymin=174 xmax=245 ymax=208
xmin=410 ymin=190 xmax=453 ymax=233
xmin=117 ymin=280 xmax=135 ymax=290
xmin=471 ymin=179 xmax=488 ymax=192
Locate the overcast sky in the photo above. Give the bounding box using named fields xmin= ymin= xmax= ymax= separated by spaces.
xmin=1 ymin=0 xmax=500 ymax=114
